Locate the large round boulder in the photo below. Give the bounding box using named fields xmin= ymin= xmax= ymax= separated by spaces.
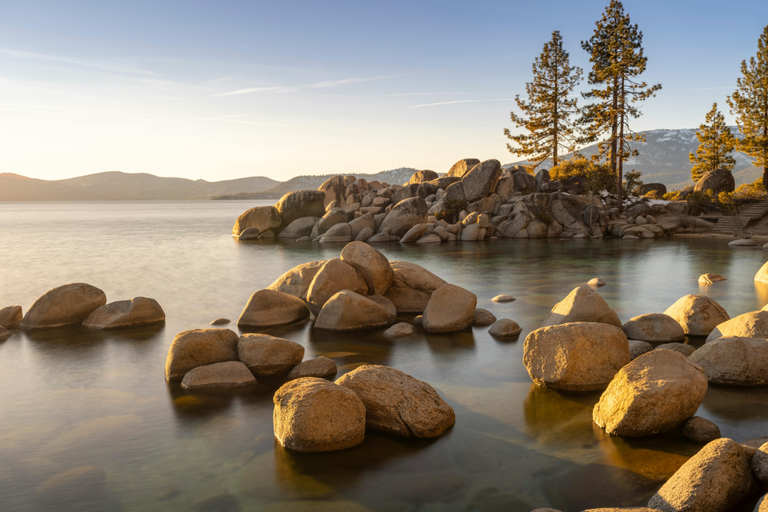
xmin=690 ymin=336 xmax=768 ymax=386
xmin=421 ymin=284 xmax=477 ymax=333
xmin=383 ymin=261 xmax=446 ymax=313
xmin=635 ymin=183 xmax=667 ymax=196
xmin=524 ymin=322 xmax=630 ymax=392
xmin=622 ymin=313 xmax=685 ymax=342
xmin=273 ymin=378 xmax=366 ymax=452
xmin=335 ymin=365 xmax=455 ymax=438
xmin=663 ymin=294 xmax=729 ymax=336
xmin=82 ymin=297 xmax=165 ymax=329
xmin=541 ymin=287 xmax=622 ymax=328
xmin=232 ymin=206 xmax=281 ymax=237
xmin=593 ymin=350 xmax=708 ymax=437
xmin=756 ymin=261 xmax=768 ymax=285
xmin=237 ymin=289 xmax=309 ymax=328
xmin=275 ymin=190 xmax=326 ymax=230
xmin=706 ymin=310 xmax=768 ymax=341
xmin=181 ymin=361 xmax=258 ymax=390
xmin=340 ymin=241 xmax=394 ymax=295
xmin=647 ymin=438 xmax=757 ymax=512
xmin=318 ymin=175 xmax=346 ymax=207
xmin=267 ymin=260 xmax=326 ymax=300
xmin=238 ymin=333 xmax=304 ymax=378
xmin=314 ymin=290 xmax=393 ymax=331
xmin=310 ymin=208 xmax=348 ymax=239
xmin=164 ymin=328 xmax=239 ymax=381
xmin=306 ymin=258 xmax=368 ymax=316
xmin=379 ymin=197 xmax=428 ymax=237
xmin=277 ymin=216 xmax=319 ymax=239
xmin=20 ymin=283 xmax=107 ymax=329
xmin=446 ymin=158 xmax=480 ymax=178
xmin=0 ymin=305 xmax=22 ymax=328
xmin=406 ymin=170 xmax=439 ymax=185
xmin=694 ymin=168 xmax=736 ymax=195
xmin=461 ymin=159 xmax=502 ymax=202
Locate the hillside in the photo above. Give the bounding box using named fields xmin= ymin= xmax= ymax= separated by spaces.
xmin=507 ymin=127 xmax=759 ymax=190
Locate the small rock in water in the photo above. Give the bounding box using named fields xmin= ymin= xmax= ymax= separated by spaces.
xmin=588 ymin=278 xmax=606 ymax=286
xmin=492 ymin=295 xmax=515 ymax=303
xmin=384 ymin=322 xmax=415 ymax=338
xmin=413 ymin=315 xmax=423 ymax=326
xmin=754 ymin=443 xmax=768 ymax=481
xmin=238 ymin=333 xmax=304 ymax=377
xmin=0 ymin=305 xmax=23 ymax=328
xmin=181 ymin=361 xmax=258 ymax=390
xmin=699 ymin=273 xmax=727 ymax=284
xmin=628 ymin=339 xmax=653 ymax=360
xmin=286 ymin=356 xmax=337 ymax=380
xmin=237 ymin=228 xmax=260 ymax=240
xmin=472 ymin=308 xmax=497 ymax=326
xmin=681 ymin=416 xmax=721 ymax=443
xmin=729 ymin=238 xmax=757 ymax=247
xmin=296 ymin=236 xmax=312 ymax=242
xmin=763 ymin=242 xmax=768 ymax=250
xmin=0 ymin=326 xmax=11 ymax=340
xmin=623 ymin=234 xmax=639 ymax=239
xmin=210 ymin=318 xmax=231 ymax=325
xmin=655 ymin=342 xmax=696 ymax=357
xmin=489 ymin=318 xmax=522 ymax=338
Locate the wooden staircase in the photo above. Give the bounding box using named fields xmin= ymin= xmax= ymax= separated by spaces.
xmin=712 ymin=200 xmax=768 ymax=233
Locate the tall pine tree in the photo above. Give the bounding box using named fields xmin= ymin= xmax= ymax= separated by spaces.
xmin=505 ymin=30 xmax=582 ymax=169
xmin=689 ymin=103 xmax=737 ymax=182
xmin=727 ymin=25 xmax=768 ymax=191
xmin=579 ymin=0 xmax=661 ymax=209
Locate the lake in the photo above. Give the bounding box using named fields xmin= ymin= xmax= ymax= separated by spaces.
xmin=1 ymin=200 xmax=767 ymax=512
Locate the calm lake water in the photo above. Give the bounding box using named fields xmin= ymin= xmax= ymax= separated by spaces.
xmin=1 ymin=200 xmax=768 ymax=512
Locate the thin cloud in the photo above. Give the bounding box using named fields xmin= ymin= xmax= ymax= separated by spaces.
xmin=0 ymin=48 xmax=154 ymax=76
xmin=409 ymin=98 xmax=514 ymax=108
xmin=309 ymin=73 xmax=404 ymax=88
xmin=213 ymin=86 xmax=300 ymax=97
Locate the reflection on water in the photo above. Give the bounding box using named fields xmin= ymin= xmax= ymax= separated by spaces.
xmin=1 ymin=201 xmax=768 ymax=510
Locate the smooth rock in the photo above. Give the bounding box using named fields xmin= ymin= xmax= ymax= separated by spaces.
xmin=383 ymin=261 xmax=447 ymax=313
xmin=273 ymin=378 xmax=365 ymax=452
xmin=237 ymin=227 xmax=260 ymax=240
xmin=232 ymin=206 xmax=280 ymax=236
xmin=311 ymin=208 xmax=349 ymax=239
xmin=593 ymin=350 xmax=708 ymax=437
xmin=472 ymin=308 xmax=496 ymax=326
xmin=339 ymin=241 xmax=394 ymax=295
xmin=278 ymin=216 xmax=319 ymax=239
xmin=400 ymin=223 xmax=428 ymax=243
xmin=268 ymin=260 xmax=327 ymax=300
xmin=82 ymin=297 xmax=165 ymax=329
xmin=238 ymin=333 xmax=304 ymax=377
xmin=588 ymin=278 xmax=606 ymax=286
xmin=319 ymin=222 xmax=352 ymax=243
xmin=306 ymin=258 xmax=368 ymax=316
xmin=681 ymin=416 xmax=721 ymax=443
xmin=754 ymin=443 xmax=768 ymax=481
xmin=0 ymin=326 xmax=10 ymax=340
xmin=237 ymin=289 xmax=309 ymax=328
xmin=210 ymin=318 xmax=230 ymax=325
xmin=664 ymin=294 xmax=729 ymax=336
xmin=20 ymin=283 xmax=107 ymax=329
xmin=368 ymin=294 xmax=397 ymax=323
xmin=336 ymin=365 xmax=455 ymax=438
xmin=384 ymin=322 xmax=415 ymax=338
xmin=417 ymin=234 xmax=442 ymax=243
xmin=318 ymin=175 xmax=346 ymax=207
xmin=285 ymin=357 xmax=337 ymax=381
xmin=729 ymin=239 xmax=757 ymax=247
xmin=622 ymin=313 xmax=685 ymax=342
xmin=164 ymin=328 xmax=239 ymax=381
xmin=489 ymin=318 xmax=522 ymax=337
xmin=315 ymin=291 xmax=392 ymax=331
xmin=355 ymin=226 xmax=373 ymax=241
xmin=690 ymin=336 xmax=768 ymax=386
xmin=656 ymin=342 xmax=696 ymax=357
xmin=407 ymin=169 xmax=439 ymax=185
xmin=541 ymin=286 xmax=622 ymax=328
xmin=446 ymin=158 xmax=481 ymax=178
xmin=492 ymin=295 xmax=515 ymax=303
xmin=0 ymin=305 xmax=22 ymax=328
xmin=699 ymin=273 xmax=726 ymax=285
xmin=422 ymin=284 xmax=477 ymax=333
xmin=706 ymin=310 xmax=768 ymax=342
xmin=756 ymin=261 xmax=768 ymax=284
xmin=379 ymin=197 xmax=429 ymax=237
xmin=461 ymin=159 xmax=502 ymax=202
xmin=275 ymin=190 xmax=327 ymax=230
xmin=628 ymin=340 xmax=653 ymax=360
xmin=181 ymin=361 xmax=258 ymax=390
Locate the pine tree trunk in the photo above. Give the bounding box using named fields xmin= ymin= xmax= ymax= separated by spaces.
xmin=610 ymin=77 xmax=618 ymax=186
xmin=617 ymin=78 xmax=625 ymax=213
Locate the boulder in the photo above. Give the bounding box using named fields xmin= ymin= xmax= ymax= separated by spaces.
xmin=628 ymin=340 xmax=653 ymax=360
xmin=335 ymin=365 xmax=455 ymax=438
xmin=319 ymin=222 xmax=352 ymax=243
xmin=407 ymin=170 xmax=439 ymax=185
xmin=237 ymin=289 xmax=309 ymax=328
xmin=757 ymin=495 xmax=768 ymax=512
xmin=368 ymin=294 xmax=397 ymax=322
xmin=238 ymin=333 xmax=304 ymax=377
xmin=689 ymin=336 xmax=768 ymax=386
xmin=461 ymin=159 xmax=502 ymax=202
xmin=756 ymin=261 xmax=768 ymax=284
xmin=622 ymin=313 xmax=685 ymax=342
xmin=278 ymin=216 xmax=319 ymax=239
xmin=647 ymin=438 xmax=757 ymax=512
xmin=541 ymin=287 xmax=622 ymax=328
xmin=0 ymin=305 xmax=22 ymax=328
xmin=285 ymin=356 xmax=337 ymax=381
xmin=82 ymin=297 xmax=165 ymax=329
xmin=492 ymin=295 xmax=515 ymax=303
xmin=311 ymin=208 xmax=349 ymax=238
xmin=0 ymin=326 xmax=10 ymax=340
xmin=534 ymin=169 xmax=550 ymax=191
xmin=273 ymin=378 xmax=366 ymax=452
xmin=383 ymin=261 xmax=447 ymax=313
xmin=164 ymin=328 xmax=239 ymax=381
xmin=489 ymin=318 xmax=522 ymax=337
xmin=446 ymin=158 xmax=481 ymax=178
xmin=384 ymin=322 xmax=415 ymax=338
xmin=210 ymin=318 xmax=230 ymax=325
xmin=20 ymin=283 xmax=107 ymax=329
xmin=656 ymin=342 xmax=696 ymax=357
xmin=593 ymin=350 xmax=708 ymax=437
xmin=314 ymin=290 xmax=393 ymax=331
xmin=699 ymin=273 xmax=727 ymax=284
xmin=306 ymin=258 xmax=368 ymax=316
xmin=694 ymin=168 xmax=736 ymax=195
xmin=524 ymin=322 xmax=630 ymax=392
xmin=275 ymin=190 xmax=327 ymax=230
xmin=232 ymin=206 xmax=281 ymax=236
xmin=417 ymin=233 xmax=442 ymax=243
xmin=422 ymin=284 xmax=477 ymax=333
xmin=267 ymin=260 xmax=326 ymax=300
xmin=348 ymin=213 xmax=376 ymax=239
xmin=400 ymin=223 xmax=428 ymax=243
xmin=706 ymin=310 xmax=768 ymax=341
xmin=754 ymin=443 xmax=768 ymax=481
xmin=379 ymin=197 xmax=429 ymax=237
xmin=318 ymin=176 xmax=346 ymax=207
xmin=237 ymin=227 xmax=260 ymax=240
xmin=635 ymin=183 xmax=667 ymax=196
xmin=472 ymin=308 xmax=496 ymax=326
xmin=180 ymin=361 xmax=258 ymax=390
xmin=729 ymin=238 xmax=757 ymax=246
xmin=588 ymin=278 xmax=606 ymax=287
xmin=512 ymin=171 xmax=537 ymax=194
xmin=340 ymin=241 xmax=394 ymax=295
xmin=664 ymin=294 xmax=729 ymax=336
xmin=681 ymin=416 xmax=721 ymax=443
xmin=355 ymin=226 xmax=373 ymax=241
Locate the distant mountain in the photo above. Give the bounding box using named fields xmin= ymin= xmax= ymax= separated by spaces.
xmin=0 ymin=171 xmax=280 ymax=201
xmin=507 ymin=127 xmax=759 ymax=191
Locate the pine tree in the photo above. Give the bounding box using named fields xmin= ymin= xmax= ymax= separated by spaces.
xmin=727 ymin=25 xmax=768 ymax=191
xmin=689 ymin=103 xmax=737 ymax=182
xmin=504 ymin=30 xmax=583 ymax=169
xmin=578 ymin=0 xmax=661 ymax=210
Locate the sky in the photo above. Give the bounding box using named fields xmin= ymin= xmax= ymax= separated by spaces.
xmin=1 ymin=0 xmax=767 ymax=182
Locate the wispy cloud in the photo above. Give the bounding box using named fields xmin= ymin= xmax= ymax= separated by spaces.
xmin=308 ymin=73 xmax=404 ymax=88
xmin=214 ymin=73 xmax=407 ymax=97
xmin=0 ymin=48 xmax=154 ymax=76
xmin=213 ymin=85 xmax=301 ymax=97
xmin=408 ymin=98 xmax=514 ymax=109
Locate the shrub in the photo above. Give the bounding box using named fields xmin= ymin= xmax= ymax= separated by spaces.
xmin=663 ymin=191 xmax=681 ymax=201
xmin=644 ymin=190 xmax=662 ymax=200
xmin=550 ymin=156 xmax=614 ymax=193
xmin=622 ymin=170 xmax=644 ymax=198
xmin=685 ymin=191 xmax=712 ymax=216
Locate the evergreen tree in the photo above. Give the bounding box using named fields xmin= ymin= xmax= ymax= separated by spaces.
xmin=689 ymin=103 xmax=737 ymax=182
xmin=505 ymin=30 xmax=582 ymax=169
xmin=578 ymin=0 xmax=661 ymax=210
xmin=727 ymin=25 xmax=768 ymax=191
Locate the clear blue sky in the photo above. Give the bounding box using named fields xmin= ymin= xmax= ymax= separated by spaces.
xmin=1 ymin=0 xmax=766 ymax=181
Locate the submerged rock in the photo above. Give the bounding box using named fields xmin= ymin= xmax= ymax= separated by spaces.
xmin=706 ymin=310 xmax=768 ymax=341
xmin=383 ymin=261 xmax=446 ymax=313
xmin=622 ymin=313 xmax=685 ymax=342
xmin=83 ymin=297 xmax=165 ymax=329
xmin=541 ymin=287 xmax=622 ymax=328
xmin=699 ymin=273 xmax=726 ymax=284
xmin=489 ymin=318 xmax=522 ymax=337
xmin=422 ymin=284 xmax=477 ymax=333
xmin=237 ymin=289 xmax=309 ymax=328
xmin=20 ymin=283 xmax=107 ymax=329
xmin=690 ymin=336 xmax=768 ymax=386
xmin=315 ymin=290 xmax=392 ymax=331
xmin=273 ymin=378 xmax=366 ymax=452
xmin=472 ymin=308 xmax=497 ymax=326
xmin=181 ymin=361 xmax=257 ymax=390
xmin=384 ymin=322 xmax=415 ymax=338
xmin=681 ymin=416 xmax=721 ymax=443
xmin=663 ymin=294 xmax=729 ymax=336
xmin=285 ymin=356 xmax=337 ymax=381
xmin=0 ymin=305 xmax=22 ymax=328
xmin=164 ymin=328 xmax=239 ymax=381
xmin=336 ymin=365 xmax=455 ymax=438
xmin=237 ymin=333 xmax=304 ymax=377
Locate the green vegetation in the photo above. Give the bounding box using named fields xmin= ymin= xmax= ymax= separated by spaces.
xmin=689 ymin=103 xmax=737 ymax=182
xmin=549 ymin=156 xmax=613 ymax=192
